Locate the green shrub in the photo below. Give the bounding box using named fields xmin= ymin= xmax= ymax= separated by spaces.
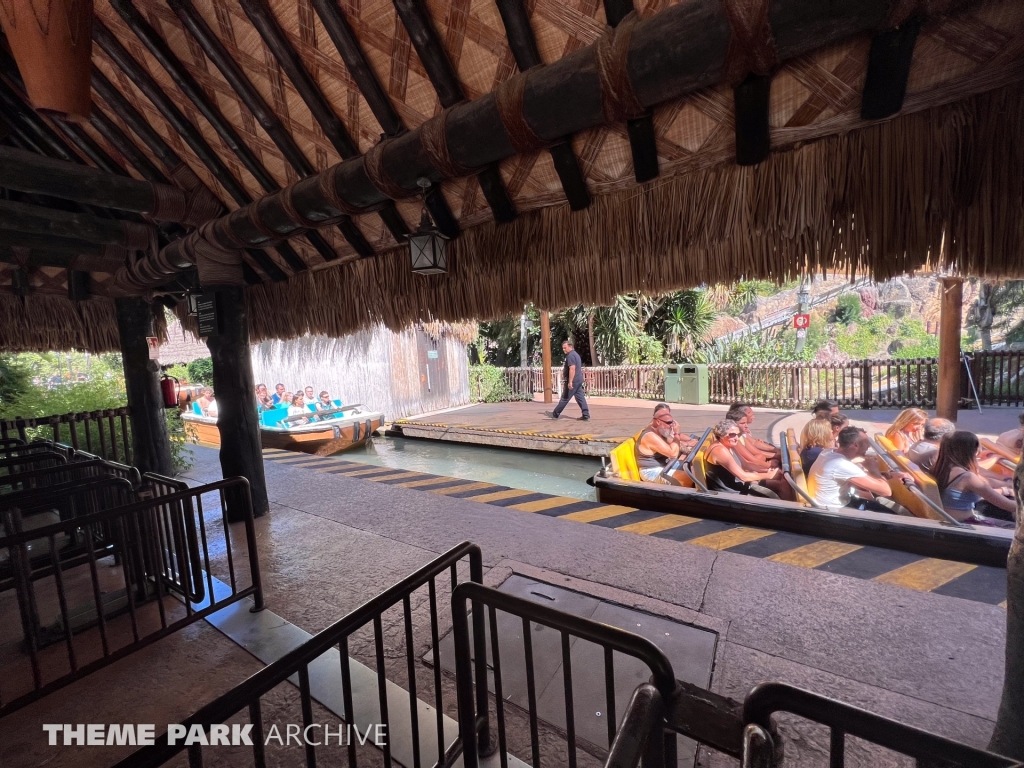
xmin=833 ymin=293 xmax=862 ymax=325
xmin=187 ymin=357 xmax=214 ymax=386
xmin=0 ymin=355 xmax=31 ymax=406
xmin=164 ymin=363 xmax=188 ymax=381
xmin=469 ymin=365 xmax=530 ymax=403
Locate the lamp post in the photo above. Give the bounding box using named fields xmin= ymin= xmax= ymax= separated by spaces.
xmin=795 ymin=282 xmax=811 ymax=355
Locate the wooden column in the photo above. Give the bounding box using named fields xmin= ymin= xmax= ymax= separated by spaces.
xmin=936 ymin=276 xmax=963 ymax=421
xmin=115 ymin=298 xmax=173 ymax=476
xmin=540 ymin=310 xmax=553 ymax=404
xmin=206 ymin=286 xmax=269 ymax=519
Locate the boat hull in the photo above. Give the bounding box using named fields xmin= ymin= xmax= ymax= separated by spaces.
xmin=183 ymin=413 xmax=385 ymax=456
xmin=594 ymin=474 xmax=1012 ymax=567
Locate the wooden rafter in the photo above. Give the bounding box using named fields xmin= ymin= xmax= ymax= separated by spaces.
xmin=91 ymin=30 xmax=299 ymax=284
xmin=391 ymin=0 xmax=517 ymax=224
xmin=601 ymin=0 xmax=659 ymax=182
xmin=494 ymin=0 xmax=591 ymax=210
xmin=236 ymin=0 xmax=411 ymax=245
xmin=105 ymin=1 xmax=361 ymax=266
xmin=309 ymin=0 xmax=459 ymax=237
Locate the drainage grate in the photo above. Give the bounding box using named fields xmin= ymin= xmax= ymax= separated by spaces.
xmin=428 ymin=575 xmax=718 ymax=766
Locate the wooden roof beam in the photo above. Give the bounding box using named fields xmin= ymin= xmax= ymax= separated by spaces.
xmin=137 ymin=0 xmax=968 ymax=275
xmin=236 ymin=0 xmax=410 ymax=245
xmin=90 ymin=62 xmax=293 ymax=283
xmin=309 ymin=0 xmax=459 ymax=238
xmin=494 ymin=0 xmax=590 ymax=210
xmin=107 ymin=0 xmax=365 ymax=265
xmin=90 ymin=104 xmax=170 ymax=185
xmin=602 ymin=0 xmax=659 ymax=181
xmin=0 ymin=199 xmax=155 ymax=249
xmin=0 ymin=245 xmax=127 ymax=273
xmin=391 ymin=0 xmax=517 ymax=224
xmin=861 ymin=16 xmax=922 ymax=120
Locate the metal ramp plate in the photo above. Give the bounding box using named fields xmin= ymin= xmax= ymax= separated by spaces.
xmin=430 ymin=575 xmax=719 ymax=766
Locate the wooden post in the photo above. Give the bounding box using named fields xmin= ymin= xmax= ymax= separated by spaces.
xmin=540 ymin=311 xmax=553 ymax=404
xmin=936 ymin=276 xmax=963 ymax=421
xmin=205 ymin=286 xmax=269 ymax=519
xmin=115 ymin=298 xmax=173 ymax=476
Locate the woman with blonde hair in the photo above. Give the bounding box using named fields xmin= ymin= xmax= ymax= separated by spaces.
xmin=884 ymin=408 xmax=927 ymax=452
xmin=800 ymin=418 xmax=835 ymax=474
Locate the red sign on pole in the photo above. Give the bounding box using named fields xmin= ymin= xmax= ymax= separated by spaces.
xmin=794 ymin=314 xmax=810 ymax=329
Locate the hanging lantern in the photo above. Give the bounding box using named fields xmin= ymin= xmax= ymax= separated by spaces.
xmin=409 ymin=178 xmax=448 ymax=276
xmin=0 ymin=0 xmax=94 ymax=121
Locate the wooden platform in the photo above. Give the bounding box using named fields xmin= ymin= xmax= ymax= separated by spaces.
xmin=394 ymin=399 xmax=794 ymax=457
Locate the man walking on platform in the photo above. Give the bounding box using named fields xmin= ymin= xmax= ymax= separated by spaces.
xmin=546 ymin=340 xmax=590 ymax=420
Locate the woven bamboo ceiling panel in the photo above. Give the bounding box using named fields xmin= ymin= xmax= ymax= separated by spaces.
xmin=17 ymin=0 xmax=1000 ymax=284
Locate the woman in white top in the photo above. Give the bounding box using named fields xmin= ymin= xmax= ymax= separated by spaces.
xmin=287 ymin=394 xmax=310 ymax=426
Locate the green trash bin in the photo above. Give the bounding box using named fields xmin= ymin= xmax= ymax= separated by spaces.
xmin=664 ymin=364 xmax=683 ymax=403
xmin=678 ymin=364 xmax=709 ymax=405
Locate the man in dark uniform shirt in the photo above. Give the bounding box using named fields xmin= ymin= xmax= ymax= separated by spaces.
xmin=546 ymin=340 xmax=590 ymax=420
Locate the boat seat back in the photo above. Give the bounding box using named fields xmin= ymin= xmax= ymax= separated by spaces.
xmin=887 ymin=450 xmax=947 ymax=521
xmin=609 ymin=437 xmax=640 ymax=482
xmin=192 ymin=402 xmax=202 ymax=416
xmin=980 ymin=437 xmax=1020 ymax=465
xmin=784 ymin=428 xmax=812 ymax=507
xmin=260 ymin=409 xmax=289 ymax=428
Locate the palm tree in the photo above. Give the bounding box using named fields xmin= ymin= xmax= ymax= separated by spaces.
xmin=645 ymin=289 xmax=718 ymax=359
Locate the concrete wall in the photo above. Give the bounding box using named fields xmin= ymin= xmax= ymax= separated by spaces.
xmin=251 ymin=325 xmax=469 ymax=421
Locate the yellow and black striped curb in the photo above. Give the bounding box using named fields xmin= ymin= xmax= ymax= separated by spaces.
xmin=262 ymin=449 xmax=1008 ymax=609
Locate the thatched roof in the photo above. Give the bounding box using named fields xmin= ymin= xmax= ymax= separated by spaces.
xmin=0 ymin=0 xmax=1022 ymax=350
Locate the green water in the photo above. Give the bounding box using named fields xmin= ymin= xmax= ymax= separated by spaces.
xmin=343 ymin=436 xmax=601 ymax=500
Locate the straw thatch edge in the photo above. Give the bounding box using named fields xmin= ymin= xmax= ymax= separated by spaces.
xmin=0 ymin=293 xmax=167 ymax=354
xmin=243 ymin=84 xmax=1024 ymax=343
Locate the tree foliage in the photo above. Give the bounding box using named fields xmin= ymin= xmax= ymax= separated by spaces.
xmin=833 ymin=293 xmax=862 ymax=325
xmin=187 ymin=357 xmax=215 ymax=386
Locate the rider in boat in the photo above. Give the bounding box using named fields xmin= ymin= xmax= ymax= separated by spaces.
xmin=995 ymin=412 xmax=1024 ymax=459
xmin=634 ymin=404 xmax=696 ymax=482
xmin=705 ymin=419 xmax=781 ymax=499
xmin=933 ymin=431 xmax=1017 ymax=525
xmin=287 ymin=393 xmax=310 ymax=426
xmin=884 ymin=408 xmax=927 ymax=453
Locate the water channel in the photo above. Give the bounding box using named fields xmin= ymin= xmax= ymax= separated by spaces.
xmin=343 ymin=436 xmax=602 ymax=500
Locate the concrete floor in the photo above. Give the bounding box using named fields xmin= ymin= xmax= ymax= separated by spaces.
xmin=1 ymin=443 xmax=1009 ymax=767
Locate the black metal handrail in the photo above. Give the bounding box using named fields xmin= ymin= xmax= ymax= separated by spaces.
xmin=452 ymin=581 xmax=678 ymax=768
xmin=0 ymin=476 xmax=262 ymax=718
xmin=604 ymin=684 xmax=665 ymax=768
xmin=114 ymin=541 xmax=486 ymax=768
xmin=743 ymin=683 xmax=1022 ymax=768
xmin=0 ymin=408 xmax=133 ymax=464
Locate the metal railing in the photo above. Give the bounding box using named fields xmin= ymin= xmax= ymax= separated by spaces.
xmin=708 ymin=358 xmax=938 ymax=409
xmin=0 ymin=407 xmax=133 ymax=464
xmin=970 ymin=350 xmax=1024 ymax=406
xmin=114 ymin=541 xmax=486 ymax=768
xmin=742 ymin=683 xmax=1022 ymax=768
xmin=486 ymin=366 xmax=667 ymax=402
xmin=0 ymin=476 xmax=263 ymax=717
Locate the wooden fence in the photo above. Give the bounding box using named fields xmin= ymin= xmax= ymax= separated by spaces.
xmin=489 ymin=351 xmax=1022 ymax=409
xmin=0 ymin=407 xmax=132 ymax=462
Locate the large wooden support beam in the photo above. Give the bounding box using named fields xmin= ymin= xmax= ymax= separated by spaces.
xmin=734 ymin=74 xmax=772 ymax=166
xmin=391 ymin=0 xmax=517 ymax=223
xmin=115 ymin=297 xmax=174 ymax=476
xmin=0 ymin=229 xmax=131 ymax=259
xmin=157 ymin=0 xmax=916 ymax=255
xmin=206 ymin=286 xmax=269 ymax=520
xmin=0 ymin=199 xmax=155 ymax=248
xmin=602 ymin=0 xmax=660 ymax=182
xmin=937 ymin=276 xmax=963 ymax=421
xmin=308 ymin=0 xmax=459 ymax=237
xmin=494 ymin=0 xmax=591 ymax=210
xmin=235 ymin=0 xmax=407 ymax=246
xmin=861 ymin=17 xmax=922 ymax=120
xmin=106 ymin=1 xmax=359 ymax=265
xmin=540 ymin=311 xmax=553 ymax=403
xmin=0 ymin=245 xmax=126 ymax=273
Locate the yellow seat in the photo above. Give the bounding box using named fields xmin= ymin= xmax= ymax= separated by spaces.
xmin=873 ymin=433 xmax=947 ymax=521
xmin=980 ymin=437 xmax=1020 ymax=476
xmin=609 ymin=437 xmax=640 ymax=482
xmin=785 ymin=428 xmax=812 ymax=507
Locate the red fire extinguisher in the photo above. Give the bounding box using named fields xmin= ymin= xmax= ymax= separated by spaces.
xmin=160 ymin=374 xmax=179 ymax=409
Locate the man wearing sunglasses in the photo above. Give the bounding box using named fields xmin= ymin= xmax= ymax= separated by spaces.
xmin=635 ymin=404 xmax=697 ymax=482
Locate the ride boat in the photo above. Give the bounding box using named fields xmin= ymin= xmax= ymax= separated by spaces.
xmin=593 ymin=427 xmax=1015 ymax=567
xmin=183 ymin=400 xmax=385 ymax=456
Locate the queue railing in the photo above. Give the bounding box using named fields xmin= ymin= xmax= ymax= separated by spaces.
xmin=113 ymin=541 xmax=485 ymax=768
xmin=0 ymin=476 xmax=263 ymax=718
xmin=0 ymin=407 xmax=133 ymax=464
